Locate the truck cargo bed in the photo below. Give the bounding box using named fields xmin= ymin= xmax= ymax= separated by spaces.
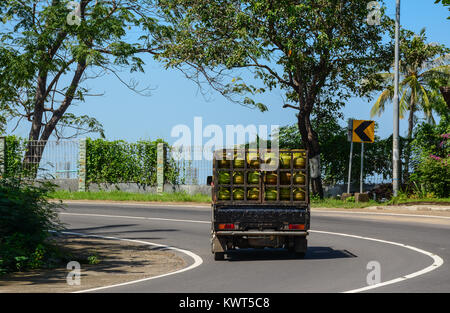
xmin=212 ymin=149 xmax=310 ymax=205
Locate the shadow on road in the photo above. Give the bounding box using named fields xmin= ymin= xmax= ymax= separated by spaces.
xmin=226 ymin=246 xmax=357 ymax=262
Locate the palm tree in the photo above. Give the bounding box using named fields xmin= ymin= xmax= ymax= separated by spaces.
xmin=369 ymin=28 xmax=450 ymax=183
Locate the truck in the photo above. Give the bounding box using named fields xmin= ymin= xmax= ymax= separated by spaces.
xmin=210 ymin=148 xmax=310 ymax=260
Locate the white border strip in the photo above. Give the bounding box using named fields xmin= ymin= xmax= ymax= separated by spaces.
xmin=60 ymin=231 xmax=203 ymax=293
xmin=310 ymin=230 xmax=444 ymax=293
xmin=61 ymin=213 xmax=444 ymax=293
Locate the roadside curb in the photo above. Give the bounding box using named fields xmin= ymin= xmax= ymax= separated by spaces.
xmin=365 ymin=204 xmax=450 ymax=212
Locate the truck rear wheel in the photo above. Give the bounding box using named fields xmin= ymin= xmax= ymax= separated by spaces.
xmin=214 ymin=252 xmax=225 ymax=261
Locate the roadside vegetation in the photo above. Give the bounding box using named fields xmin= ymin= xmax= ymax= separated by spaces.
xmin=0 ymin=179 xmax=65 ymax=275
xmin=0 ymin=179 xmax=100 ymax=276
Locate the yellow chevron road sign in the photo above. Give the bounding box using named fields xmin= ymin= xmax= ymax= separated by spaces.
xmin=352 ymin=120 xmax=375 ymax=143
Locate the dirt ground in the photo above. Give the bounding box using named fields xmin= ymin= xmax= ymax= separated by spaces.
xmin=0 ymin=236 xmax=186 ymax=293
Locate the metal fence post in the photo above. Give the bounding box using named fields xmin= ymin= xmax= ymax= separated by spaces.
xmin=157 ymin=143 xmax=166 ymax=193
xmin=78 ymin=138 xmax=87 ymax=192
xmin=0 ymin=136 xmax=5 ymax=178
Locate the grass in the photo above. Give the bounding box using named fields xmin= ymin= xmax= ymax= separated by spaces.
xmin=49 ymin=190 xmax=211 ymax=203
xmin=310 ymin=198 xmax=379 ymax=209
xmin=387 ymin=196 xmax=450 ymax=205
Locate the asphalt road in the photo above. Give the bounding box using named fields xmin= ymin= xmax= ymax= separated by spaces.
xmin=59 ymin=203 xmax=450 ymax=293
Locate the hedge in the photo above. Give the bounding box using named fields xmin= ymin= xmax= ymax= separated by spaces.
xmin=86 ymin=138 xmax=183 ymax=186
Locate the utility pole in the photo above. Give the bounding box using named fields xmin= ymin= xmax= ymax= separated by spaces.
xmin=393 ymin=0 xmax=401 ymax=197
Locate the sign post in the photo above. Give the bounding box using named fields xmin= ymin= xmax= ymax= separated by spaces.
xmin=347 ymin=120 xmax=375 ymax=197
xmin=360 ymin=142 xmax=364 ymax=193
xmin=347 ymin=141 xmax=353 ymax=194
xmin=347 ymin=119 xmax=354 ymax=194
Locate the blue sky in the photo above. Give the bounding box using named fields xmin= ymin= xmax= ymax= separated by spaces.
xmin=7 ymin=0 xmax=450 ymax=144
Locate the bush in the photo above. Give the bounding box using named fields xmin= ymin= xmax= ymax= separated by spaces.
xmin=410 ymin=156 xmax=449 ymax=198
xmin=410 ymin=117 xmax=450 ymax=198
xmin=0 ymin=179 xmax=64 ymax=274
xmin=3 ymin=136 xmax=28 ymax=178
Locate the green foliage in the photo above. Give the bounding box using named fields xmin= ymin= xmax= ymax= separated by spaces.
xmin=0 ymin=114 xmax=5 ymax=134
xmin=367 ymin=28 xmax=449 ymax=124
xmin=157 ymin=0 xmax=392 ymax=108
xmin=86 ymin=138 xmax=182 ymax=186
xmin=310 ymin=197 xmax=378 ymax=209
xmin=410 ymin=117 xmax=450 ymax=197
xmin=87 ymin=254 xmax=100 ymax=265
xmin=410 ymin=157 xmax=448 ymax=197
xmin=156 ymin=0 xmax=393 ymax=197
xmin=344 ymin=196 xmax=355 ymax=203
xmin=2 ymin=136 xmax=43 ymax=178
xmin=0 ymin=0 xmax=163 ymax=143
xmin=3 ymin=136 xmax=28 ymax=178
xmin=434 ymin=0 xmax=450 ymax=19
xmin=0 ymin=178 xmax=64 ymax=274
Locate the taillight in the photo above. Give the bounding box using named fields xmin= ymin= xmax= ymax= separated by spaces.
xmin=218 ymin=223 xmax=235 ymax=230
xmin=288 ymin=224 xmax=305 ymax=230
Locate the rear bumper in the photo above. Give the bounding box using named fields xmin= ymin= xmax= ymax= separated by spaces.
xmin=216 ymin=231 xmax=308 ymax=236
xmin=213 ymin=206 xmax=310 ymax=232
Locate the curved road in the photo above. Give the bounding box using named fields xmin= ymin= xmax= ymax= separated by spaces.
xmin=59 ymin=203 xmax=450 ymax=293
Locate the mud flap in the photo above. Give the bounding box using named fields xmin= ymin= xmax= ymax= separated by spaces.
xmin=212 ymin=234 xmax=227 ymax=253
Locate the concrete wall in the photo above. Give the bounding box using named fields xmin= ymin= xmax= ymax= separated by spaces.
xmin=49 ymin=179 xmax=212 ymax=195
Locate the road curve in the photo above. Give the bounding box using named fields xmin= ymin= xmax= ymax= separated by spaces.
xmin=58 ymin=203 xmax=450 ymax=293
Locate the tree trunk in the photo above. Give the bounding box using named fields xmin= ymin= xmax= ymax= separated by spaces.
xmin=297 ymin=110 xmax=324 ymax=198
xmin=21 ymin=60 xmax=87 ymax=177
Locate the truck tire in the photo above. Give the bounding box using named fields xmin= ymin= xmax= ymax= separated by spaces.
xmin=214 ymin=252 xmax=225 ymax=261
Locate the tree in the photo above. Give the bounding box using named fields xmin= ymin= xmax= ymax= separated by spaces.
xmin=157 ymin=0 xmax=392 ymax=197
xmin=367 ymin=28 xmax=449 ymax=182
xmin=0 ymin=0 xmax=162 ymax=169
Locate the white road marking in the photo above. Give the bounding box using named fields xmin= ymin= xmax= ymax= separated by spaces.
xmin=60 ymin=212 xmax=445 ymax=293
xmin=60 ymin=231 xmax=203 ymax=293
